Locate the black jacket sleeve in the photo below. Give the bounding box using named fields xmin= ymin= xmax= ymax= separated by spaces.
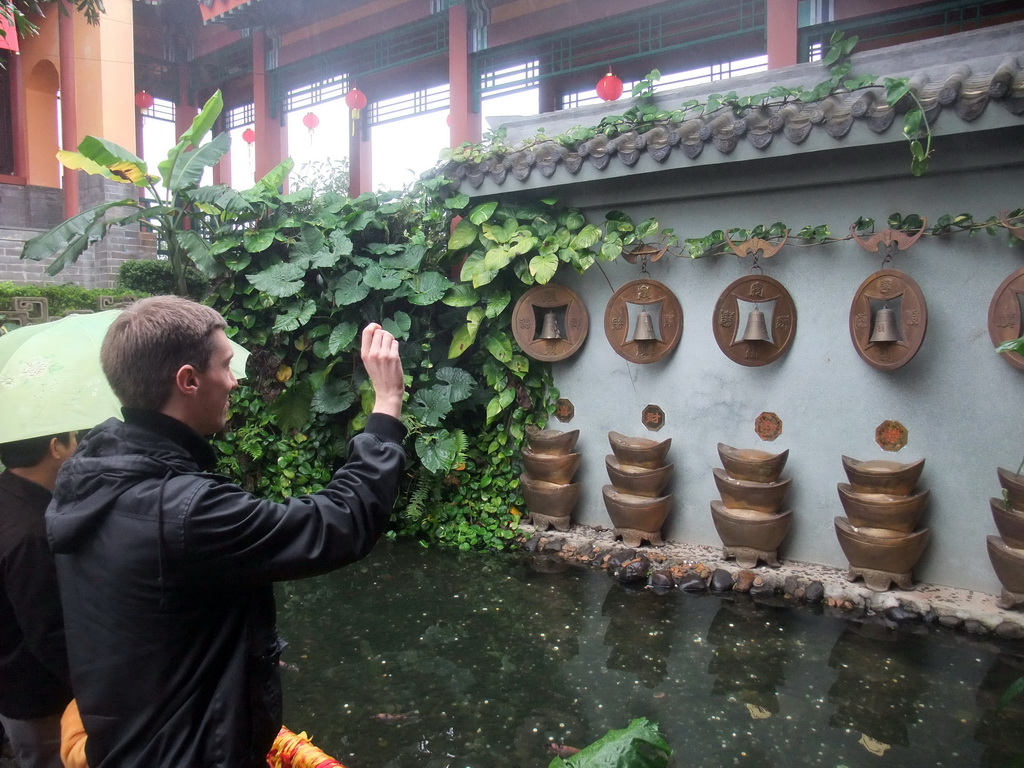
xmin=179 ymin=413 xmax=407 ymax=584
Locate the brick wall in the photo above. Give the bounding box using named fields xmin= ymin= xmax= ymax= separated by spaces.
xmin=0 ymin=173 xmax=157 ymax=289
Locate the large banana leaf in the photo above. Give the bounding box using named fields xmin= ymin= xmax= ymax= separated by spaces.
xmin=72 ymin=136 xmax=151 ymax=186
xmin=176 ymin=229 xmax=216 ymax=277
xmin=165 ymin=131 xmax=230 ymax=192
xmin=244 ymin=158 xmax=296 ymax=199
xmin=180 ymin=90 xmax=223 ymax=149
xmin=21 ymin=200 xmax=138 ymax=274
xmin=157 ymin=90 xmax=224 ymax=190
xmin=55 ymin=150 xmax=121 ymax=185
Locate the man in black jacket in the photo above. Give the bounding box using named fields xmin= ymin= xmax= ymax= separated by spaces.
xmin=47 ymin=296 xmax=407 ymax=768
xmin=0 ymin=431 xmax=77 ymax=768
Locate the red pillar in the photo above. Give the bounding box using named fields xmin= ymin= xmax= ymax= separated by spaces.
xmin=213 ymin=145 xmax=232 ymax=187
xmin=348 ymin=115 xmax=371 ymax=198
xmin=58 ymin=10 xmax=78 ymax=216
xmin=448 ymin=3 xmax=481 ymax=147
xmin=175 ymin=68 xmax=199 ymax=142
xmin=766 ymin=0 xmax=800 ymax=69
xmin=253 ymin=30 xmax=286 ymax=183
xmin=135 ymin=108 xmax=145 ymax=162
xmin=9 ymin=53 xmax=27 ymax=180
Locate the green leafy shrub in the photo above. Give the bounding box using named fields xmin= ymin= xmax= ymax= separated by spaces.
xmin=117 ymin=259 xmax=210 ymax=299
xmin=195 ymin=175 xmax=594 ymax=549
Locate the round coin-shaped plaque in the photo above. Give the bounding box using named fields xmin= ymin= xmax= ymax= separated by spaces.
xmin=988 ymin=268 xmax=1024 ymax=370
xmin=603 ymin=279 xmax=683 ymax=364
xmin=511 ymin=283 xmax=589 ymax=362
xmin=712 ymin=274 xmax=797 ymax=366
xmin=848 ymin=269 xmax=928 ymax=371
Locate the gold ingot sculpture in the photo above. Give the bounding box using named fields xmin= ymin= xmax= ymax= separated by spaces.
xmin=835 ymin=518 xmax=930 ymax=591
xmin=603 ymin=431 xmax=674 ymax=546
xmin=834 ymin=456 xmax=929 ymax=592
xmin=717 ymin=443 xmax=789 ymax=483
xmin=841 ymin=455 xmax=924 ymax=496
xmin=710 ymin=444 xmax=793 ymax=568
xmin=837 ymin=484 xmax=929 ymax=534
xmin=987 ymin=467 xmax=1024 ymax=609
xmin=519 ymin=427 xmax=581 ymax=532
xmin=608 ymin=431 xmax=672 ymax=469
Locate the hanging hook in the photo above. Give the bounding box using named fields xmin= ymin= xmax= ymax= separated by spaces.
xmin=880 ymin=243 xmax=893 ymax=269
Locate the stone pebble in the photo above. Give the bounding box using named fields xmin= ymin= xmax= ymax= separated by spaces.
xmin=520 ymin=526 xmax=1024 ymax=639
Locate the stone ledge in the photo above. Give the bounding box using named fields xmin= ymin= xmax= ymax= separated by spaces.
xmin=520 ymin=522 xmax=1024 ymax=638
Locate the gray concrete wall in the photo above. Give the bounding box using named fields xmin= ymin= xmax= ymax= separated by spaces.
xmin=545 ymin=134 xmax=1024 ymax=595
xmin=468 ymin=23 xmax=1024 ymax=596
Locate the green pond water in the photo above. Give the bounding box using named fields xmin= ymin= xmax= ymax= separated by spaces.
xmin=275 ymin=540 xmax=1024 ymax=768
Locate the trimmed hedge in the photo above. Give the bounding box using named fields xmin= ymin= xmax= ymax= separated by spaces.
xmin=117 ymin=260 xmax=209 ymax=299
xmin=0 ymin=282 xmax=143 ymax=319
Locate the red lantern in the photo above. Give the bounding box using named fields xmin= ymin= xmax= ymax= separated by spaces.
xmin=135 ymin=90 xmax=155 ymax=110
xmin=344 ymin=88 xmax=368 ymax=111
xmin=596 ymin=70 xmax=623 ymax=102
xmin=345 ymin=88 xmax=367 ymax=117
xmin=241 ymin=128 xmax=256 ymax=144
xmin=302 ymin=112 xmax=319 ymax=130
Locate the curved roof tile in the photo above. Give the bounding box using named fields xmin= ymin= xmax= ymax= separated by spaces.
xmin=440 ymin=29 xmax=1024 ymax=192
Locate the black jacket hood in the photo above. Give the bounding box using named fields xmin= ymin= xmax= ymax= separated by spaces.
xmin=48 ymin=418 xmax=199 ymax=553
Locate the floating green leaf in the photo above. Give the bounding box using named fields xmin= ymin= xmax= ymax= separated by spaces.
xmin=547 ymin=718 xmax=670 ymax=768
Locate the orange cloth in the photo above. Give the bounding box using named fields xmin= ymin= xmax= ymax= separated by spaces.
xmin=59 ymin=700 xmax=88 ymax=768
xmin=58 ymin=702 xmax=344 ymax=768
xmin=266 ymin=726 xmax=345 ymax=768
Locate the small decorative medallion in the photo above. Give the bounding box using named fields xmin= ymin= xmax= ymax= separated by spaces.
xmin=641 ymin=404 xmax=666 ymax=431
xmin=712 ymin=275 xmax=797 ymax=366
xmin=603 ymin=279 xmax=683 ymax=364
xmin=848 ymin=269 xmax=928 ymax=371
xmin=554 ymin=398 xmax=575 ymax=423
xmin=875 ymin=420 xmax=908 ymax=452
xmin=511 ymin=283 xmax=590 ymax=362
xmin=754 ymin=412 xmax=782 ymax=441
xmin=988 ymin=268 xmax=1024 ymax=370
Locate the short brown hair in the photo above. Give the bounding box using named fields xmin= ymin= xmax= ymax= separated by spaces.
xmin=101 ymin=296 xmax=227 ymax=410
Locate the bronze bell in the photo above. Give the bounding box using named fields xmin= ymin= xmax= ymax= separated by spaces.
xmin=539 ymin=310 xmax=562 ymax=340
xmin=632 ymin=309 xmax=657 ymax=341
xmin=869 ymin=307 xmax=900 ymax=343
xmin=741 ymin=307 xmax=771 ymax=343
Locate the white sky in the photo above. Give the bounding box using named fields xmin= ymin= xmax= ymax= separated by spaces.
xmin=141 ymin=89 xmax=540 ymax=195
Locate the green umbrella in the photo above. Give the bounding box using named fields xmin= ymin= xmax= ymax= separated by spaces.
xmin=0 ymin=310 xmax=249 ymax=444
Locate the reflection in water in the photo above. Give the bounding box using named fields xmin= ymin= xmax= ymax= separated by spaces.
xmin=601 ymin=582 xmax=674 ymax=688
xmin=827 ymin=622 xmax=926 ymax=750
xmin=275 ymin=540 xmax=1024 ymax=768
xmin=974 ymin=652 xmax=1024 ymax=767
xmin=706 ymin=599 xmax=794 ymax=717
